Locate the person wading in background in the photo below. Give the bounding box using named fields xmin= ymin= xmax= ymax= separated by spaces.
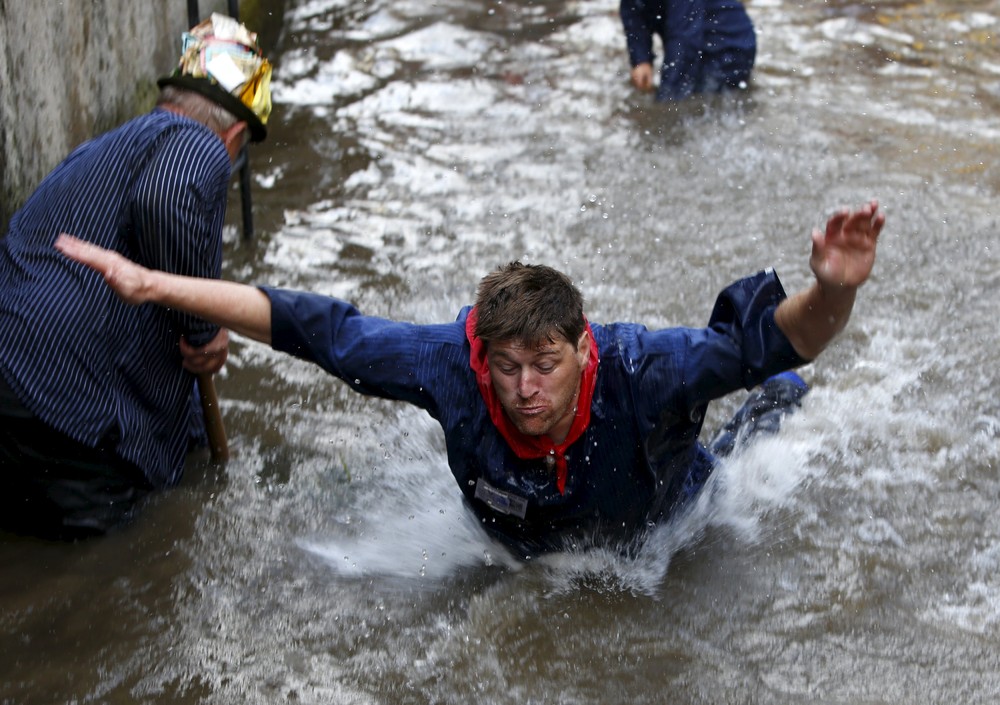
xmin=620 ymin=0 xmax=757 ymax=101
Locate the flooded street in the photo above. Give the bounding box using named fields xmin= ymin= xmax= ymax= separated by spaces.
xmin=3 ymin=0 xmax=1000 ymax=702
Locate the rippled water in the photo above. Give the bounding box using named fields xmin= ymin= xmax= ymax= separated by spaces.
xmin=3 ymin=1 xmax=1000 ymax=702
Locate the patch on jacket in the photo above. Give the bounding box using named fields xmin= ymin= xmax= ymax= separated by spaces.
xmin=474 ymin=477 xmax=528 ymax=519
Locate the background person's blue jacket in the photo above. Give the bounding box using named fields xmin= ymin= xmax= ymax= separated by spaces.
xmin=620 ymin=0 xmax=756 ymax=100
xmin=264 ymin=269 xmax=804 ymax=555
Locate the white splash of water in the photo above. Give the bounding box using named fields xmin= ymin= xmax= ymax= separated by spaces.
xmin=297 ymin=502 xmax=521 ymax=581
xmin=300 ymin=401 xmax=816 ymax=596
xmin=297 ymin=412 xmax=523 ymax=580
xmin=537 ymin=428 xmax=814 ymax=598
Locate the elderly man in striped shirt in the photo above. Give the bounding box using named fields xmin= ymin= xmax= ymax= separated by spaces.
xmin=0 ymin=15 xmax=271 ymax=539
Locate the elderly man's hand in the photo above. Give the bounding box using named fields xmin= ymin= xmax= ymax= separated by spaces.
xmin=181 ymin=328 xmax=229 ymax=375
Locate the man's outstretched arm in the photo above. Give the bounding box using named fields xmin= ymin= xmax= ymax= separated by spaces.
xmin=55 ymin=234 xmax=273 ymax=346
xmin=774 ymin=199 xmax=885 ymax=361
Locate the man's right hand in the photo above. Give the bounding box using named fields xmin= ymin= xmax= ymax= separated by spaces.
xmin=55 ymin=234 xmax=152 ymax=306
xmin=56 ymin=233 xmax=275 ymax=347
xmin=630 ymin=62 xmax=655 ymax=92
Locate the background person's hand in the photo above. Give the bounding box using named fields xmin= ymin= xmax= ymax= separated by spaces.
xmin=630 ymin=62 xmax=655 ymax=92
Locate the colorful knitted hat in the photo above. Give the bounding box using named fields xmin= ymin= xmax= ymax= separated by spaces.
xmin=157 ymin=13 xmax=272 ymax=142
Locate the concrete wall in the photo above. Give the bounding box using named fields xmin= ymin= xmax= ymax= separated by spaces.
xmin=0 ymin=0 xmax=252 ymax=233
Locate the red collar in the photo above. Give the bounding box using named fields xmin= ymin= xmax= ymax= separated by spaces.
xmin=465 ymin=307 xmax=599 ymax=494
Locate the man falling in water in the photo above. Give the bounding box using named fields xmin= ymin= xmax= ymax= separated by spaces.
xmin=56 ymin=200 xmax=883 ymax=556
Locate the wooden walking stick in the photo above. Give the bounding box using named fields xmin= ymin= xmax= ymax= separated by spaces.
xmin=198 ymin=373 xmax=229 ymax=463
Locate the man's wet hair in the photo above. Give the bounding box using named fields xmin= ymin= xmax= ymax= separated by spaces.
xmin=474 ymin=261 xmax=585 ymax=346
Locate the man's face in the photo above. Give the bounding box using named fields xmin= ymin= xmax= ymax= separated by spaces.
xmin=486 ymin=330 xmax=590 ymax=443
xmin=219 ymin=121 xmax=249 ymax=164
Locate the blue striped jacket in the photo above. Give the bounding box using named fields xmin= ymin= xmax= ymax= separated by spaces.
xmin=0 ymin=108 xmax=230 ymax=487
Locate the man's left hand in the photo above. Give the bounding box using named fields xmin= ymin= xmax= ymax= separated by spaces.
xmin=810 ymin=199 xmax=885 ymax=292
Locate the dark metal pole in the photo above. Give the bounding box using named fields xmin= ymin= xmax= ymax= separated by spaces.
xmin=238 ymin=150 xmax=254 ymax=240
xmin=224 ymin=0 xmax=255 ymax=241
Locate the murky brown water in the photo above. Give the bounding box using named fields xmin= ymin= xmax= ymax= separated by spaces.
xmin=3 ymin=1 xmax=1000 ymax=703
